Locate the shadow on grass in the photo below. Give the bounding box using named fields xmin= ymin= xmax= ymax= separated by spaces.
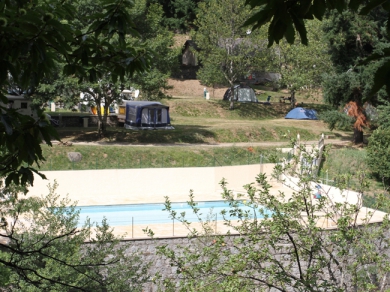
xmin=214 ymin=100 xmax=291 ymax=119
xmin=56 ymin=125 xmax=218 ymax=144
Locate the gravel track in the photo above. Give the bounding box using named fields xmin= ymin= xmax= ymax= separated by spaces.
xmin=52 ymin=139 xmax=350 ymax=148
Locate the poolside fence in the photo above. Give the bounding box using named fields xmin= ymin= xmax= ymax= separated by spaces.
xmin=39 ymin=151 xmax=287 ymax=171
xmin=317 ymin=169 xmax=367 ymax=191
xmin=89 ymin=213 xmax=241 ymax=239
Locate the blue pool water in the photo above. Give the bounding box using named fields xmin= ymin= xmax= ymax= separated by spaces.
xmin=76 ymin=200 xmax=270 ymax=227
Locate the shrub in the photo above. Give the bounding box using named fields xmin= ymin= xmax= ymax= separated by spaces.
xmin=366 ymin=128 xmax=390 ymax=184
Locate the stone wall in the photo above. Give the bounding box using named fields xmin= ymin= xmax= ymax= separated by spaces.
xmin=120 ymin=236 xmax=198 ymax=292
xmin=119 ymin=224 xmax=390 ymax=292
xmin=119 ymin=234 xmax=242 ymax=292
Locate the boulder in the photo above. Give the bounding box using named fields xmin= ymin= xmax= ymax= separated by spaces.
xmin=67 ymin=152 xmax=82 ymax=162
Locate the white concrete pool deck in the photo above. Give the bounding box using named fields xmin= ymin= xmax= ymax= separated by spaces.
xmin=26 ymin=164 xmax=387 ymax=239
xmin=28 ymin=164 xmax=277 ymax=206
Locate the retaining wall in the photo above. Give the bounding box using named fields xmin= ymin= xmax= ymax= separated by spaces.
xmin=120 ymin=224 xmax=390 ymax=292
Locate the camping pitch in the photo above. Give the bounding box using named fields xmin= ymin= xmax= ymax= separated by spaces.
xmin=223 ymin=85 xmax=258 ymax=103
xmin=122 ymin=101 xmax=174 ymax=130
xmin=285 ymin=107 xmax=318 ymax=120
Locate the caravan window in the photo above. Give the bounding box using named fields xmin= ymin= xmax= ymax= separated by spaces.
xmin=21 ymin=102 xmax=28 ymax=109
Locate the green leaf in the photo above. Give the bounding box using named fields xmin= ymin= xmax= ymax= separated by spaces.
xmin=284 ymin=20 xmax=295 ymax=44
xmin=334 ymin=0 xmax=347 ymax=13
xmin=360 ymin=0 xmax=388 ymax=15
xmin=296 ymin=0 xmax=312 ymax=17
xmin=81 ymin=49 xmax=89 ymax=66
xmin=244 ymin=8 xmax=273 ymax=28
xmin=0 ymin=114 xmax=13 ymax=135
xmin=382 ymin=1 xmax=390 ymax=10
xmin=267 ymin=33 xmax=275 ymax=47
xmin=245 ymin=0 xmax=268 ymax=8
xmin=371 ymin=60 xmax=390 ymax=95
xmin=312 ymin=0 xmax=326 ymax=20
xmin=291 ymin=13 xmax=308 ymax=45
xmin=0 ymin=94 xmax=7 ymax=104
xmin=325 ymin=0 xmax=336 ymax=9
xmin=270 ymin=18 xmax=286 ymax=44
xmin=5 ymin=173 xmax=15 ymax=187
xmin=360 ymin=48 xmax=390 ymax=64
xmin=348 ymin=0 xmax=363 ymax=11
xmin=387 ymin=14 xmax=390 ymax=37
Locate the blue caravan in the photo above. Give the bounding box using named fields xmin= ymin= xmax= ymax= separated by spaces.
xmin=120 ymin=101 xmax=174 ymax=130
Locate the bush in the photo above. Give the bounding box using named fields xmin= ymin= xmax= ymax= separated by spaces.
xmin=366 ymin=128 xmax=390 ymax=183
xmin=320 ymin=109 xmax=353 ymax=131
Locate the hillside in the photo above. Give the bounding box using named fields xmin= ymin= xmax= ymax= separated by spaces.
xmin=165 ymin=79 xmax=229 ymax=99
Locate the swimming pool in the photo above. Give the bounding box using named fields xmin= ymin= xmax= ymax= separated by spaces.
xmin=76 ymin=200 xmax=270 ymax=227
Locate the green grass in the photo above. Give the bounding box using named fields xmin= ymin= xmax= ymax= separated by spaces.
xmin=318 ymin=147 xmax=367 ymax=191
xmin=319 ymin=148 xmax=367 ymax=178
xmin=54 ymin=96 xmax=337 ymax=144
xmin=39 ymin=95 xmax=389 ymax=209
xmin=56 ymin=124 xmax=318 ymax=144
xmin=168 ymin=99 xmax=291 ymax=120
xmin=317 ymin=147 xmax=386 ymax=205
xmin=37 ymin=145 xmax=286 ymax=171
xmin=211 ymin=126 xmax=316 ymax=143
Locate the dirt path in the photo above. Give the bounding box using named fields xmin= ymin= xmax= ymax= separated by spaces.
xmin=54 ymin=138 xmax=350 ymax=148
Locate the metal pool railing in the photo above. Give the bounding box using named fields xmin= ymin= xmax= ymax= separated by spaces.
xmin=76 ymin=201 xmax=272 ymax=238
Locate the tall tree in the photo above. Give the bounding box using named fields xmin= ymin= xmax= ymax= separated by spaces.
xmin=320 ymin=8 xmax=389 ymax=143
xmin=150 ymin=0 xmax=200 ymax=32
xmin=128 ymin=0 xmax=179 ymax=101
xmin=0 ymin=0 xmax=150 ymax=99
xmin=41 ymin=0 xmax=177 ymax=131
xmin=193 ymin=0 xmax=268 ymax=109
xmin=0 ymin=1 xmax=152 ymax=288
xmin=78 ymin=77 xmax=131 ymax=136
xmin=275 ymin=20 xmax=333 ymax=93
xmin=243 ymin=0 xmax=390 ymax=142
xmin=243 ymin=0 xmax=390 ymax=97
xmin=1 ymin=0 xmax=152 ymax=177
xmin=196 ymin=61 xmax=227 ymax=97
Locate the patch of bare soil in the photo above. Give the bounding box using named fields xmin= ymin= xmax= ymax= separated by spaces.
xmin=172 ymin=34 xmax=191 ymax=48
xmin=165 ymin=79 xmax=229 ymax=99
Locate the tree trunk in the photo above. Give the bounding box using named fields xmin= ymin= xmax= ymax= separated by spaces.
xmin=229 ymin=85 xmax=235 ymax=110
xmin=96 ymin=108 xmax=103 ymax=137
xmin=96 ymin=107 xmax=108 ymax=138
xmin=353 ymin=128 xmax=363 ymax=144
xmin=100 ymin=104 xmax=110 ymax=137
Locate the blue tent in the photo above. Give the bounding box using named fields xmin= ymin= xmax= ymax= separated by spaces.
xmin=285 ymin=107 xmax=318 ymax=120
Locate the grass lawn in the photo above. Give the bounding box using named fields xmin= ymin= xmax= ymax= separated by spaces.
xmin=55 ymin=97 xmax=343 ymax=144
xmin=45 ymin=95 xmax=384 ymax=205
xmin=38 ymin=145 xmax=285 ymax=171
xmin=317 ymin=146 xmax=386 ymax=209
